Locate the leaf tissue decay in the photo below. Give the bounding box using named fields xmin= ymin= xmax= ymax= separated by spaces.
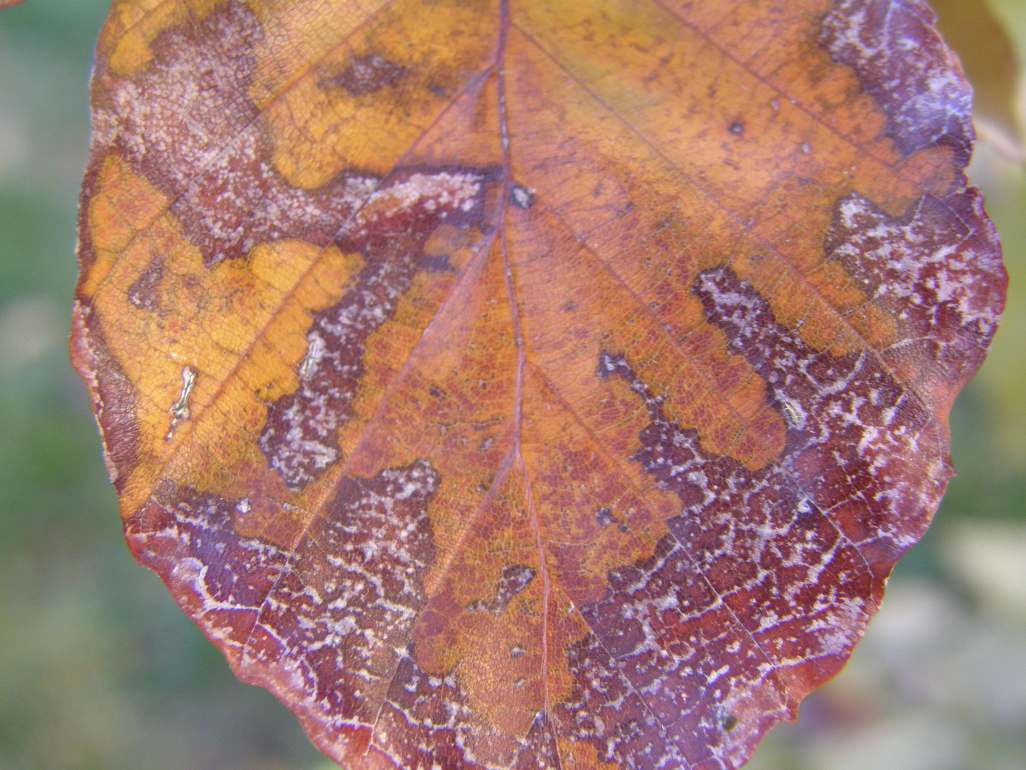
xmin=72 ymin=1 xmax=1006 ymax=768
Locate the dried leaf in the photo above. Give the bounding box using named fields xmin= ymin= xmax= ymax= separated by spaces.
xmin=72 ymin=1 xmax=1007 ymax=768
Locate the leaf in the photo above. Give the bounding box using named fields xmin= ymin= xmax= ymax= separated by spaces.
xmin=71 ymin=1 xmax=1006 ymax=768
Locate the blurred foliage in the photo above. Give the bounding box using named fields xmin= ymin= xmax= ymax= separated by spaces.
xmin=0 ymin=2 xmax=1022 ymax=769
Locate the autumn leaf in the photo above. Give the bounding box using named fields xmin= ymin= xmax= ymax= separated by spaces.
xmin=71 ymin=1 xmax=1007 ymax=768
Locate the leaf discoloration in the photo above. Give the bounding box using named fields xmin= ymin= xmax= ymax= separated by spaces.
xmin=257 ymin=167 xmax=498 ymax=490
xmin=329 ymin=53 xmax=409 ymax=97
xmin=72 ymin=1 xmax=1007 ymax=768
xmin=822 ymin=0 xmax=974 ymax=160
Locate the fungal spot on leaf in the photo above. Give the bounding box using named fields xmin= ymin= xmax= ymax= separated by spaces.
xmin=470 ymin=564 xmax=536 ymax=615
xmin=330 ymin=53 xmax=408 ymax=96
xmin=795 ymin=497 xmax=816 ymax=524
xmin=510 ymin=183 xmax=535 ymax=209
xmin=493 ymin=564 xmax=535 ymax=611
xmin=595 ymin=506 xmax=629 ymax=532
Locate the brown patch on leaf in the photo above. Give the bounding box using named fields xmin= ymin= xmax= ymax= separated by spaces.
xmin=328 ymin=53 xmax=408 ymax=96
xmin=127 ymin=255 xmax=165 ymax=312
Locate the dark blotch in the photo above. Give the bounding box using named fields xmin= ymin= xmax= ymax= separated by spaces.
xmin=128 ymin=255 xmax=164 ymax=312
xmin=420 ymin=253 xmax=456 ymax=273
xmin=511 ymin=183 xmax=535 ymax=209
xmin=331 ymin=53 xmax=408 ymax=97
xmin=469 ymin=564 xmax=536 ymax=615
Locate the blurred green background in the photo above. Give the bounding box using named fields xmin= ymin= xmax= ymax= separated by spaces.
xmin=0 ymin=2 xmax=1022 ymax=769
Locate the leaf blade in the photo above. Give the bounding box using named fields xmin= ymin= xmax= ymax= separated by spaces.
xmin=73 ymin=1 xmax=1007 ymax=768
